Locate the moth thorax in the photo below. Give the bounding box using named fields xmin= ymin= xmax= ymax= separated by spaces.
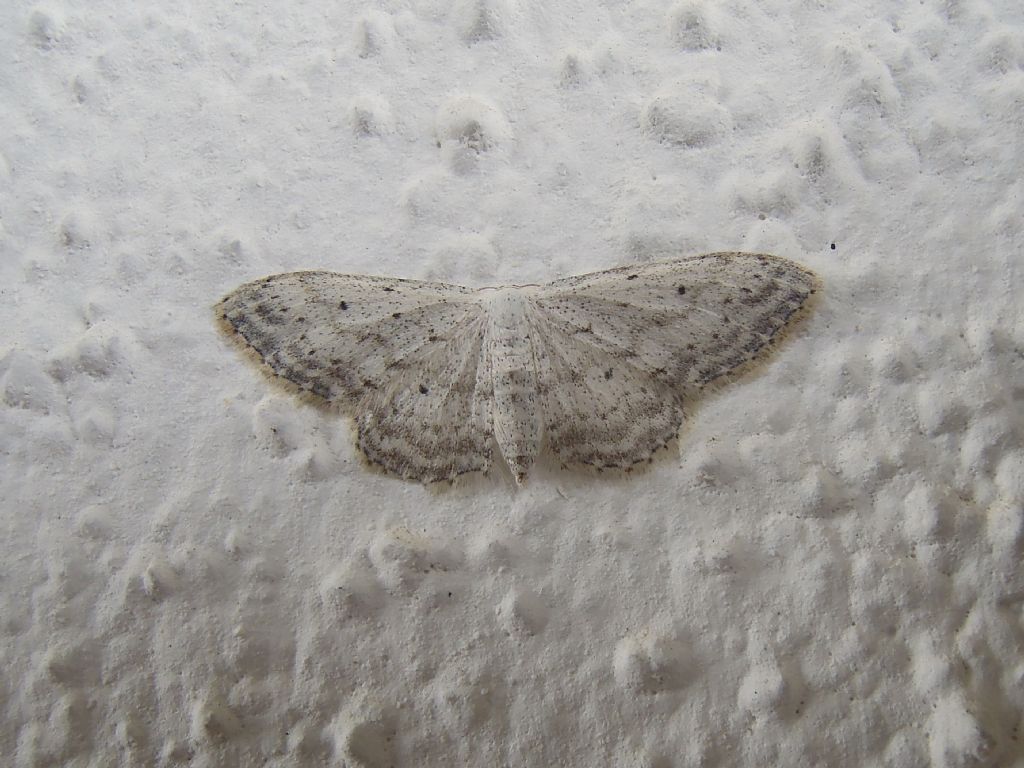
xmin=485 ymin=289 xmax=534 ymax=371
xmin=484 ymin=288 xmax=530 ymax=330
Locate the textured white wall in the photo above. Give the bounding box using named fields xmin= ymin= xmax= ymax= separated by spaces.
xmin=1 ymin=0 xmax=1021 ymax=765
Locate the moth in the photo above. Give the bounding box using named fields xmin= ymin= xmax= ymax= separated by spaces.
xmin=216 ymin=252 xmax=819 ymax=484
